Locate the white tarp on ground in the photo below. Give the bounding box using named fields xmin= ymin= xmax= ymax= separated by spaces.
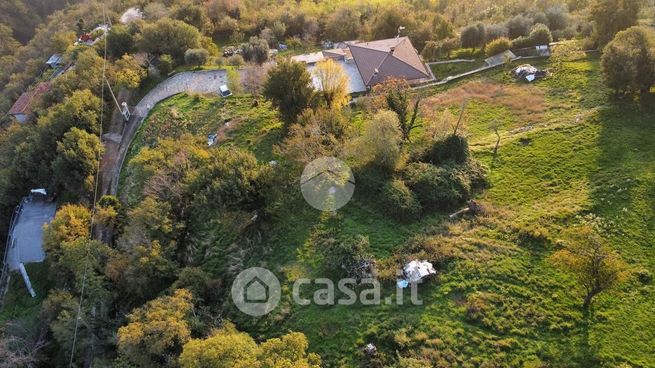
xmin=514 ymin=64 xmax=539 ymax=76
xmin=397 ymin=260 xmax=436 ymax=288
xmin=404 ymin=260 xmax=436 ymax=283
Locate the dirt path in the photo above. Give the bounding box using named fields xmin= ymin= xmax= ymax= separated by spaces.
xmin=100 ymin=70 xmax=229 ymax=196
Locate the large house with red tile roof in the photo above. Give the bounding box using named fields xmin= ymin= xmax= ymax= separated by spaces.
xmin=292 ymin=37 xmax=433 ymax=93
xmin=348 ymin=37 xmax=433 ymax=87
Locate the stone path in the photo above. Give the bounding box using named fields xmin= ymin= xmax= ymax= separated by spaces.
xmin=100 ymin=70 xmax=229 ymax=195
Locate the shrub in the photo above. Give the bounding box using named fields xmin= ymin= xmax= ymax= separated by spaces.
xmin=227 ymin=54 xmax=244 ymax=66
xmin=307 ymin=226 xmax=373 ymax=280
xmin=461 ymin=159 xmax=488 ymax=188
xmin=213 ymin=56 xmax=225 ymax=66
xmin=485 ymin=37 xmax=512 ymax=57
xmin=380 ymin=179 xmax=421 ymax=221
xmin=403 ymin=235 xmax=455 ymax=266
xmin=159 ymin=54 xmax=173 ymax=75
xmin=601 ymin=26 xmax=655 ymax=94
xmin=510 ymin=24 xmax=553 ymax=48
xmin=546 ymin=5 xmax=570 ymax=31
xmin=485 ymin=24 xmax=508 ymax=42
xmin=515 ymin=222 xmax=550 ymax=246
xmin=460 ymin=23 xmax=486 ymax=49
xmin=184 ymin=48 xmax=209 ymax=67
xmin=403 ymin=162 xmax=471 ymax=209
xmin=448 ymin=48 xmax=483 ymax=60
xmin=241 ymin=36 xmax=269 ymax=64
xmin=532 ymin=12 xmax=549 ymax=26
xmin=356 ymin=110 xmax=404 ymax=174
xmin=507 ymin=14 xmax=533 ymax=39
xmin=529 ymin=23 xmax=553 ymax=45
xmin=421 ymin=134 xmax=470 ymax=165
xmin=511 ymin=35 xmax=533 ymax=49
xmin=421 ymin=38 xmax=460 ymax=61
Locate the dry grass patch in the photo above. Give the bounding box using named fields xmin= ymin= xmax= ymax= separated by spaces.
xmin=422 ymin=79 xmax=546 ymax=124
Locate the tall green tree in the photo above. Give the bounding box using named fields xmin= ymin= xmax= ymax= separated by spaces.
xmin=590 ymin=0 xmax=641 ymax=45
xmin=263 ymin=60 xmax=315 ymax=124
xmin=0 ymin=24 xmax=20 ymax=56
xmin=111 ymin=54 xmax=147 ymax=89
xmin=13 ymin=90 xmax=100 ymax=188
xmin=384 ymin=81 xmax=421 ymax=142
xmin=314 ymin=58 xmax=349 ymax=109
xmin=461 ymin=23 xmax=486 ymax=49
xmin=184 ymin=48 xmax=209 ymax=67
xmin=138 ymin=18 xmax=201 ymax=62
xmin=107 ymin=24 xmax=135 ymax=58
xmin=118 ymin=289 xmax=194 ymax=367
xmin=179 ymin=323 xmax=321 ymax=368
xmin=356 ymin=110 xmax=404 ymax=173
xmin=551 ymin=223 xmax=629 ymax=309
xmin=325 ymin=7 xmax=361 ymax=41
xmin=240 ymin=36 xmax=269 ymax=64
xmin=51 ymin=127 xmax=103 ymax=199
xmin=172 ymin=1 xmax=213 ymax=35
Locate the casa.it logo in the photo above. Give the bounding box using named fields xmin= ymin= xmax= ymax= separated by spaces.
xmin=300 ymin=157 xmax=355 ymax=212
xmin=231 ymin=267 xmax=281 ymax=317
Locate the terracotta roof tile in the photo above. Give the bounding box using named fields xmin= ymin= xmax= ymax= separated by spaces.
xmin=8 ymin=82 xmax=50 ymax=116
xmin=348 ymin=37 xmax=430 ymax=86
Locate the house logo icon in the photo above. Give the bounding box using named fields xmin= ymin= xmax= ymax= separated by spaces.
xmin=231 ymin=267 xmax=281 ymax=316
xmin=244 ymin=276 xmax=269 ymax=303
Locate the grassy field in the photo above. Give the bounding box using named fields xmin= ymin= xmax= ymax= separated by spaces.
xmin=429 ymin=60 xmax=486 ymax=80
xmin=123 ymin=55 xmax=655 ymax=367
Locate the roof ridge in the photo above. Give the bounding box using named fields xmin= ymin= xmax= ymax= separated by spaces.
xmin=388 ymin=38 xmax=429 ymax=78
xmin=366 ymin=53 xmax=392 ymax=85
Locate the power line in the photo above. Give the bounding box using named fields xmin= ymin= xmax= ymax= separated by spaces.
xmin=68 ymin=5 xmax=109 ymax=366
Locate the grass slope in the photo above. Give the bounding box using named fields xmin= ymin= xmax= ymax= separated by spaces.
xmin=124 ymin=56 xmax=655 ymax=367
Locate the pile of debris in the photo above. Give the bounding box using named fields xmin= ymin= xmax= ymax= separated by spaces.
xmin=512 ymin=64 xmax=547 ymax=82
xmin=396 ymin=260 xmax=436 ymax=288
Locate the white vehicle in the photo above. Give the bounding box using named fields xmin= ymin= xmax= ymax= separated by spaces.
xmin=219 ymin=84 xmax=232 ymax=97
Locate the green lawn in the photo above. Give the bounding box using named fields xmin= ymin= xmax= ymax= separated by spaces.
xmin=429 ymin=60 xmax=486 ymax=80
xmin=123 ymin=56 xmax=655 ymax=367
xmin=0 ymin=263 xmax=53 ymax=324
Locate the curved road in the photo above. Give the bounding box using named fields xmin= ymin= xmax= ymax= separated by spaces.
xmin=102 ymin=70 xmax=229 ymax=195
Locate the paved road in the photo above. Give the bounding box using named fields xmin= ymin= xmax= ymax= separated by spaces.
xmin=102 ymin=70 xmax=229 ymax=195
xmin=6 ymin=199 xmax=57 ymax=270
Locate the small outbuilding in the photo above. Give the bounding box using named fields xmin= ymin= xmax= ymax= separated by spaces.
xmin=484 ymin=50 xmax=516 ymax=67
xmin=46 ymin=53 xmax=63 ymax=68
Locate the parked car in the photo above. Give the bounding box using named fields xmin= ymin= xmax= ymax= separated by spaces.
xmin=219 ymin=84 xmax=232 ymax=97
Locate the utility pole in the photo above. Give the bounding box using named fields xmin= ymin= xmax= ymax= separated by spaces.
xmin=104 ymin=77 xmax=130 ymax=122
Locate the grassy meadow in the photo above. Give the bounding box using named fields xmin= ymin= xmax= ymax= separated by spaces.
xmin=122 ymin=54 xmax=655 ymax=367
